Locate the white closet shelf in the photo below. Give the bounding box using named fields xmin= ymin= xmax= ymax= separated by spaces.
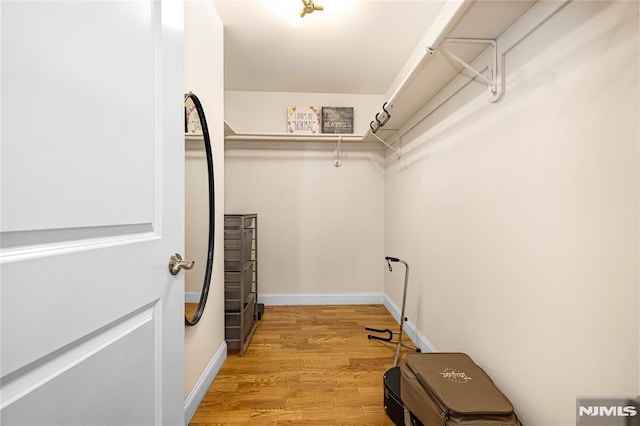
xmin=185 ymin=133 xmax=205 ymax=151
xmin=364 ymin=0 xmax=540 ymax=146
xmin=224 ymin=134 xmax=380 ymax=152
xmin=224 ymin=121 xmax=235 ymax=137
xmin=223 ymin=121 xmax=381 ymax=151
xmin=224 ymin=120 xmax=362 ymax=142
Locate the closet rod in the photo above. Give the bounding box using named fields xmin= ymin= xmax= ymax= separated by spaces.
xmin=225 ymin=145 xmax=381 ymax=153
xmin=225 ymin=133 xmax=363 ymax=143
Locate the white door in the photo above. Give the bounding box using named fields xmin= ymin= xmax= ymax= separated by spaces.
xmin=1 ymin=1 xmax=185 ymax=425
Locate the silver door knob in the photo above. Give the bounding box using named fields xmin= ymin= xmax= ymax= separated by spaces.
xmin=169 ymin=253 xmax=195 ymax=275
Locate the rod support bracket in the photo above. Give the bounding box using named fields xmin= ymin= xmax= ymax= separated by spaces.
xmin=441 ymin=38 xmax=502 ymax=103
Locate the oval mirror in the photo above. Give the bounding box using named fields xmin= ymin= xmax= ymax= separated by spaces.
xmin=184 ymin=92 xmax=215 ymax=326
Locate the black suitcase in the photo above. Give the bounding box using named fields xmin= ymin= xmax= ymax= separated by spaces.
xmin=383 ymin=367 xmax=404 ymax=426
xmin=383 ymin=366 xmax=424 ymax=426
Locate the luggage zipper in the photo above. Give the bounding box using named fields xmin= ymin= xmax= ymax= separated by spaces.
xmin=442 ymin=410 xmax=452 ymax=426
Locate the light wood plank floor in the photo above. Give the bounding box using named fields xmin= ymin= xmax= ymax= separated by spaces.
xmin=189 ymin=304 xmax=418 ymax=426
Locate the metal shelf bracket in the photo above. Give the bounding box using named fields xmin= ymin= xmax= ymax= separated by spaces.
xmin=441 ymin=38 xmax=502 ymax=102
xmin=370 ymin=132 xmax=401 ymax=159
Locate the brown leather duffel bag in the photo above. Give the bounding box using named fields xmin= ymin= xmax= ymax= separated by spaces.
xmin=400 ymin=353 xmax=521 ymax=425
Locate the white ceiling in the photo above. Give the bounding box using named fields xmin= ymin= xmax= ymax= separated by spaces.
xmin=213 ymin=0 xmax=446 ymax=95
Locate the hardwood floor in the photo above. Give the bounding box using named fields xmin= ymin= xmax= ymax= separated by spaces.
xmin=189 ymin=304 xmax=417 ymax=426
xmin=186 ymin=303 xmax=198 ymax=320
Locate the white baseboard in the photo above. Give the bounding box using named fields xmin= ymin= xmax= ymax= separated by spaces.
xmin=185 ymin=291 xmax=200 ymax=304
xmin=257 ymin=292 xmax=435 ymax=351
xmin=182 ymin=294 xmax=433 ymax=423
xmin=184 ymin=342 xmax=227 ymax=425
xmin=258 ymin=292 xmax=385 ymax=306
xmin=383 ymin=294 xmax=436 ymax=353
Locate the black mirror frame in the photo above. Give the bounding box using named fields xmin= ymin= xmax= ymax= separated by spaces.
xmin=184 ymin=92 xmax=215 ymax=326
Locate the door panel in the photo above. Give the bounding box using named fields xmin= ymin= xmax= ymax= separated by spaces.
xmin=1 ymin=1 xmax=156 ymax=232
xmin=2 ymin=304 xmax=157 ymax=426
xmin=0 ymin=1 xmax=184 ymax=424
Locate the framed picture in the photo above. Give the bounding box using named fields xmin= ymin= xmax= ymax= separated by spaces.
xmin=321 ymin=107 xmax=354 ymax=134
xmin=185 ymin=98 xmax=202 ymax=133
xmin=287 ymin=106 xmax=321 ymax=134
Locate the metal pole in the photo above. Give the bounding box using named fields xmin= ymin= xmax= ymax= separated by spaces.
xmin=393 ymin=259 xmax=409 ymax=367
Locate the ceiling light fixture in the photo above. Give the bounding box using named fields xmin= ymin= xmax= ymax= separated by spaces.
xmin=299 ymin=0 xmax=323 ymax=18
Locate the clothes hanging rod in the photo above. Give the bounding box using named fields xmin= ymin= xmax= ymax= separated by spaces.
xmin=225 ymin=133 xmax=364 ymax=143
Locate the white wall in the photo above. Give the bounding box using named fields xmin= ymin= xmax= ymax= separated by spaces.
xmin=384 ymin=1 xmax=638 ymax=425
xmin=184 ymin=0 xmax=225 ymax=406
xmin=225 ymin=91 xmax=384 ymax=134
xmin=225 ymin=92 xmax=386 ymax=301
